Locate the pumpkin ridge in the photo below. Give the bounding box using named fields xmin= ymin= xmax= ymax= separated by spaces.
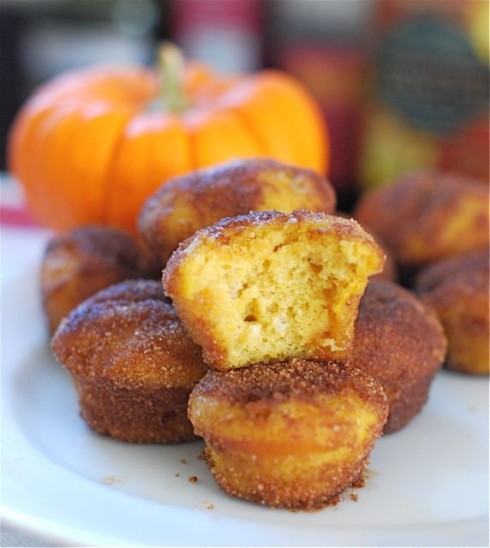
xmin=228 ymin=105 xmax=270 ymax=158
xmin=186 ymin=123 xmax=199 ymax=175
xmin=99 ymin=113 xmax=136 ymax=225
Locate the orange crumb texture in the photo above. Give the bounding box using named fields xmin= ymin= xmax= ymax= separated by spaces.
xmin=163 ymin=210 xmax=385 ymax=370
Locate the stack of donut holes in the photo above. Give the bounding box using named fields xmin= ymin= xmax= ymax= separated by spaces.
xmin=48 ymin=159 xmax=485 ymax=511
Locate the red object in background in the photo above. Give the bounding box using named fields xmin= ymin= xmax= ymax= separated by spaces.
xmin=280 ymin=46 xmax=367 ymax=196
xmin=0 ymin=205 xmax=39 ymax=228
xmin=173 ymin=0 xmax=263 ymax=31
xmin=172 ymin=0 xmax=264 ymax=74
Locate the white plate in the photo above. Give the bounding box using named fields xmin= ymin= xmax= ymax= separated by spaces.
xmin=1 ymin=227 xmax=489 ymax=547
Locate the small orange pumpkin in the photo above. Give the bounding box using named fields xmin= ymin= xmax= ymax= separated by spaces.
xmin=8 ymin=45 xmax=329 ymax=232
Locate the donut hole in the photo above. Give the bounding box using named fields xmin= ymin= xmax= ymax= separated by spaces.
xmin=165 ymin=212 xmax=384 ymax=369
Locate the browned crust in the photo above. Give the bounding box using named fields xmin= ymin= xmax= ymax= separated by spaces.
xmin=51 ymin=279 xmax=208 ymax=443
xmin=383 ymin=373 xmax=435 ymax=433
xmin=367 ymin=231 xmax=397 ymax=282
xmin=351 ymin=280 xmax=447 ymax=432
xmin=191 ymin=359 xmax=387 ymax=408
xmin=43 ymin=226 xmax=142 ymax=268
xmin=86 ymin=278 xmax=169 ymax=305
xmin=334 ymin=211 xmax=397 ymax=282
xmin=139 ymin=159 xmax=336 ymax=265
xmin=41 ymin=226 xmax=146 ymax=334
xmin=73 ymin=378 xmax=197 ymax=443
xmin=52 ymin=280 xmax=206 ymax=389
xmin=415 ymin=249 xmax=489 ymax=374
xmin=188 ymin=359 xmax=388 ymax=509
xmin=415 ymin=248 xmax=489 ymax=300
xmin=354 ymin=170 xmax=489 ymax=266
xmin=202 ymin=447 xmax=370 ymax=511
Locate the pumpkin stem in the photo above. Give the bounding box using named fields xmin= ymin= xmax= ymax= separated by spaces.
xmin=158 ymin=42 xmax=188 ymax=114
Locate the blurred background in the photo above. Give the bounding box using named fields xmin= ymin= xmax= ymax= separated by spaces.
xmin=1 ymin=0 xmax=488 ymax=205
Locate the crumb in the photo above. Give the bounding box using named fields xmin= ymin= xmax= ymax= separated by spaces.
xmin=349 ymin=493 xmax=358 ymax=502
xmin=325 ymin=494 xmax=343 ymax=508
xmin=287 ymin=494 xmax=343 ymax=512
xmin=188 ymin=475 xmax=198 ymax=483
xmin=180 ymin=458 xmax=188 ymax=464
xmin=197 ymin=451 xmax=206 ymax=461
xmin=101 ymin=475 xmax=125 ymax=485
xmin=351 ymin=476 xmax=365 ymax=489
xmin=363 ymin=468 xmax=377 ymax=479
xmin=175 ymin=473 xmax=180 ymax=477
xmin=205 ymin=501 xmax=214 ymax=510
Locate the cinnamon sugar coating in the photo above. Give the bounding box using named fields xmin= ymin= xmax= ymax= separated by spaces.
xmin=354 ymin=170 xmax=489 ymax=267
xmin=41 ymin=226 xmax=150 ymax=335
xmin=368 ymin=230 xmax=397 ymax=282
xmin=139 ymin=158 xmax=336 ymax=267
xmin=415 ymin=249 xmax=489 ymax=375
xmin=51 ymin=280 xmax=207 ymax=443
xmin=163 ymin=210 xmax=385 ymax=370
xmin=351 ymin=280 xmax=447 ymax=433
xmin=335 ymin=212 xmax=397 ymax=282
xmin=188 ymin=359 xmax=388 ymax=510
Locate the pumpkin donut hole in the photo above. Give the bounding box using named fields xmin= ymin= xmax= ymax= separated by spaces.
xmin=354 ymin=170 xmax=489 ymax=270
xmin=188 ymin=359 xmax=389 ymax=510
xmin=351 ymin=280 xmax=447 ymax=433
xmin=163 ymin=210 xmax=384 ymax=370
xmin=415 ymin=248 xmax=489 ymax=375
xmin=51 ymin=279 xmax=208 ymax=443
xmin=139 ymin=158 xmax=336 ymax=268
xmin=41 ymin=225 xmax=150 ymax=335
